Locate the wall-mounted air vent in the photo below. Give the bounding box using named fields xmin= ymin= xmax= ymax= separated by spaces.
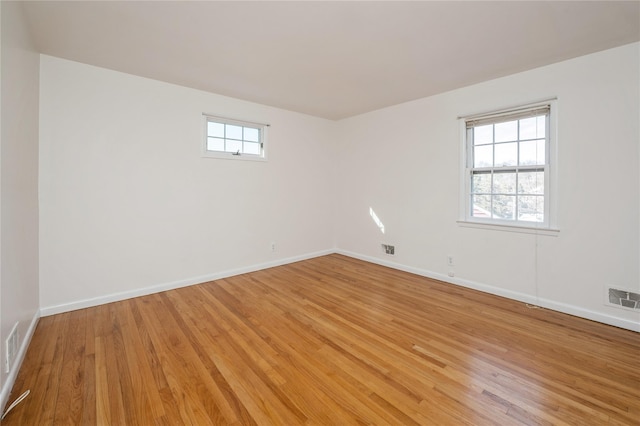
xmin=607 ymin=287 xmax=640 ymax=311
xmin=5 ymin=323 xmax=19 ymax=373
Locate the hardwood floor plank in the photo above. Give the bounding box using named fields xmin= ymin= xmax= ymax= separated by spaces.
xmin=31 ymin=313 xmax=69 ymax=425
xmin=192 ymin=286 xmax=311 ymax=425
xmin=3 ymin=254 xmax=639 ymax=425
xmin=160 ymin=291 xmax=256 ymax=425
xmin=94 ymin=335 xmax=113 ymax=425
xmin=118 ymin=300 xmax=165 ymax=424
xmin=52 ymin=309 xmax=86 ymax=425
xmin=137 ymin=293 xmax=217 ymax=425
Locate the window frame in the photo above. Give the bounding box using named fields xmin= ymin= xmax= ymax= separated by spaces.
xmin=202 ymin=114 xmax=268 ymax=161
xmin=459 ymin=100 xmax=558 ymax=233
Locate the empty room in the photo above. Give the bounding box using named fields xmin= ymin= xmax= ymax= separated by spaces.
xmin=1 ymin=1 xmax=639 ymax=424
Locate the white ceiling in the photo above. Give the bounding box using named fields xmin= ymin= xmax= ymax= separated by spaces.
xmin=21 ymin=1 xmax=640 ymax=120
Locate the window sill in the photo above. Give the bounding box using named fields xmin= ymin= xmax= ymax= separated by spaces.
xmin=202 ymin=152 xmax=267 ymax=162
xmin=457 ymin=220 xmax=559 ymax=236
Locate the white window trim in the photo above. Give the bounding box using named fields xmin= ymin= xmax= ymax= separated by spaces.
xmin=202 ymin=114 xmax=269 ymax=162
xmin=458 ymin=99 xmax=559 ymax=234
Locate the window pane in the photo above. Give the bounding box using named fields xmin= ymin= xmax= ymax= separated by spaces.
xmin=244 ymin=127 xmax=260 ymax=142
xmin=493 ymin=172 xmax=516 ymax=194
xmin=226 ymin=124 xmax=243 ymax=140
xmin=474 ymin=145 xmax=493 ymax=167
xmin=495 ymin=120 xmax=517 ymax=143
xmin=225 ymin=139 xmax=242 ymax=153
xmin=492 ymin=195 xmax=515 ymax=220
xmin=208 ymin=122 xmax=225 ymax=138
xmin=207 ymin=137 xmax=224 ymax=152
xmin=518 ymin=171 xmax=544 ymax=194
xmin=474 ymin=125 xmax=493 ymax=145
xmin=519 ymin=139 xmax=545 ymax=165
xmin=518 ymin=196 xmax=544 ymax=222
xmin=472 ymin=172 xmax=491 ymax=194
xmin=536 ymin=116 xmax=546 ymax=139
xmin=494 ymin=142 xmax=517 ymax=166
xmin=519 ymin=117 xmax=537 ymax=140
xmin=244 ymin=142 xmax=261 ymax=155
xmin=519 ymin=115 xmax=545 ymax=140
xmin=471 ymin=195 xmax=492 ymax=218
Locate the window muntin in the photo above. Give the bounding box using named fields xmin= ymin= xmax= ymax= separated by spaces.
xmin=464 ymin=104 xmax=552 ymax=227
xmin=203 ymin=115 xmax=267 ymax=160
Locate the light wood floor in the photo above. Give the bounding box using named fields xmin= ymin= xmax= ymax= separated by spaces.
xmin=4 ymin=254 xmax=639 ymax=425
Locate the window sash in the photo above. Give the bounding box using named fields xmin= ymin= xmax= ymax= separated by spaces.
xmin=469 ymin=167 xmax=547 ymax=223
xmin=203 ymin=114 xmax=267 ymax=160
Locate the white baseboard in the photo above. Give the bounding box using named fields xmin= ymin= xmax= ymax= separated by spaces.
xmin=0 ymin=310 xmax=40 ymax=413
xmin=40 ymin=249 xmax=334 ymax=317
xmin=336 ymin=249 xmax=640 ymax=333
xmin=39 ymin=247 xmax=640 ymax=333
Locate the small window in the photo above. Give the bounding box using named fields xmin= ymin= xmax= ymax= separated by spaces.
xmin=461 ymin=102 xmax=556 ymax=230
xmin=203 ymin=115 xmax=267 ymax=161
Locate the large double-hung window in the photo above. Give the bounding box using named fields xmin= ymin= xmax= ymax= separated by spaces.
xmin=462 ymin=102 xmax=556 ymax=230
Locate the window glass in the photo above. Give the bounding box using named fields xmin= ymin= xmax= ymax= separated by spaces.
xmin=244 ymin=127 xmax=260 ymax=142
xmin=494 ymin=142 xmax=517 ymax=166
xmin=494 ymin=120 xmax=518 ymax=143
xmin=474 ymin=125 xmax=493 ymax=145
xmin=226 ymin=125 xmax=243 ymax=140
xmin=474 ymin=145 xmax=493 ymax=167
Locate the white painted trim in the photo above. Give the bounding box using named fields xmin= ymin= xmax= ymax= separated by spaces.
xmin=0 ymin=310 xmax=40 ymax=412
xmin=40 ymin=249 xmax=333 ymax=317
xmin=335 ymin=249 xmax=640 ymax=333
xmin=458 ymin=99 xmax=559 ymax=231
xmin=457 ymin=221 xmax=560 ymax=236
xmin=40 ymin=246 xmax=640 ymax=331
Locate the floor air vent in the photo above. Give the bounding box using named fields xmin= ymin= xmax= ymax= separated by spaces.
xmin=607 ymin=288 xmax=640 ymax=310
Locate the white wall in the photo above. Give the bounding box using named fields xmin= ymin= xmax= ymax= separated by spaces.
xmin=39 ymin=43 xmax=639 ymax=332
xmin=0 ymin=1 xmax=41 ymax=407
xmin=335 ymin=43 xmax=640 ymax=330
xmin=39 ymin=55 xmax=336 ymax=312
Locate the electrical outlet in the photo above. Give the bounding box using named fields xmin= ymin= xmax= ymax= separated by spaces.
xmin=381 ymin=244 xmax=395 ymax=255
xmin=270 ymin=242 xmax=276 ymax=252
xmin=447 ymin=256 xmax=454 ymax=266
